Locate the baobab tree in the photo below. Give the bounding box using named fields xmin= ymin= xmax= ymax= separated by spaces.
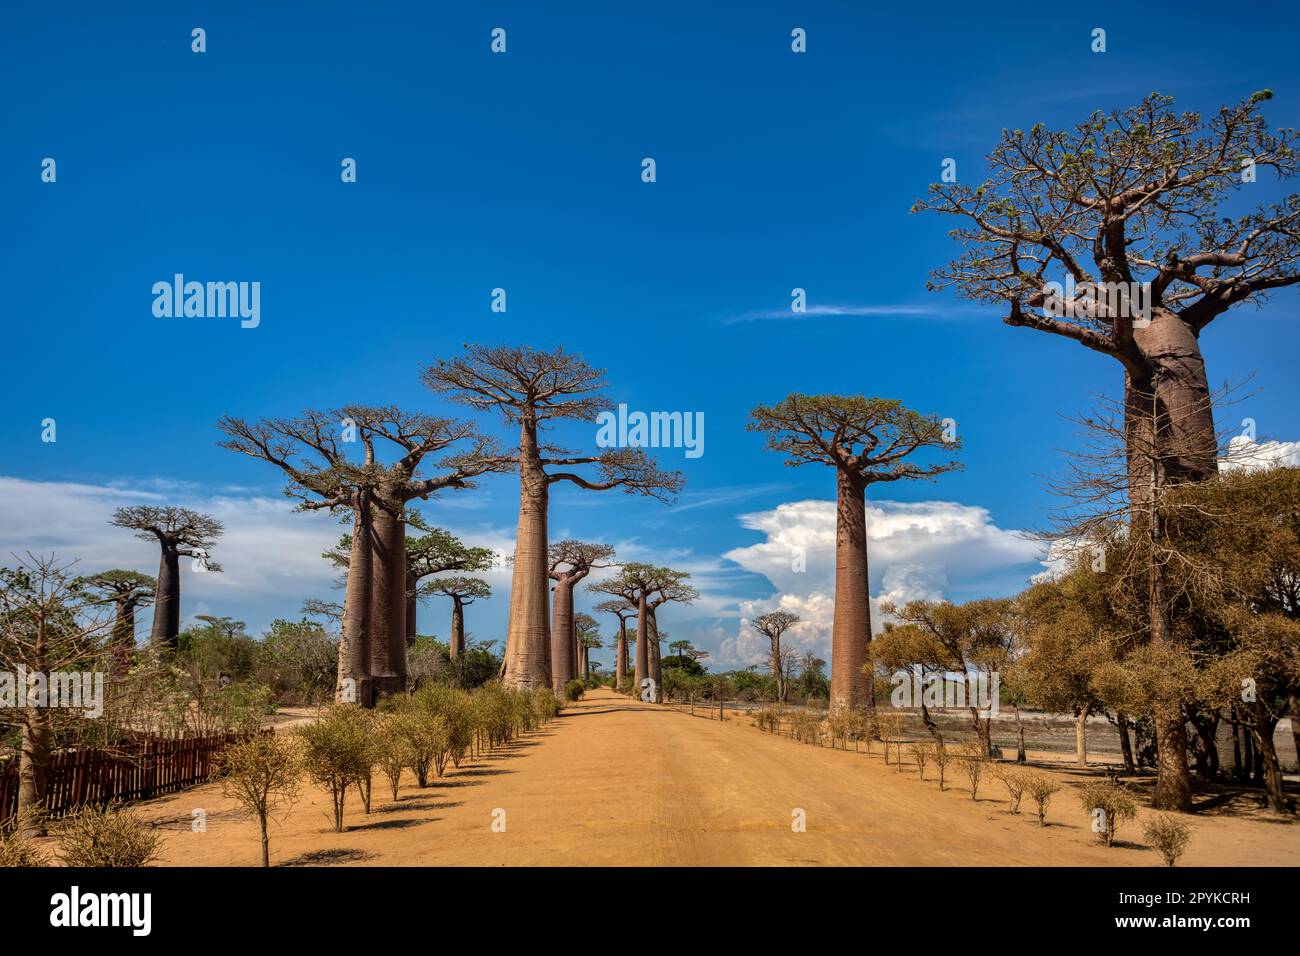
xmin=108 ymin=506 xmax=222 ymax=653
xmin=914 ymin=91 xmax=1299 ymax=498
xmin=425 ymin=576 xmax=491 ymax=658
xmin=325 ymin=513 xmax=496 ymax=645
xmin=423 ymin=345 xmax=682 ymax=690
xmin=79 ymin=570 xmax=155 ymax=675
xmin=595 ymin=598 xmax=637 ymax=691
xmin=217 ymin=406 xmax=508 ymax=704
xmin=590 ymin=563 xmax=696 ymax=702
xmin=548 ymin=540 xmax=616 ymax=692
xmin=752 ymin=610 xmax=800 ymax=703
xmin=575 ymin=612 xmax=601 ymax=680
xmin=748 ymin=395 xmax=960 ymax=712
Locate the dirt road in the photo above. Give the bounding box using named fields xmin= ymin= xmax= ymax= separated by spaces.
xmin=131 ymin=688 xmax=1297 ymax=866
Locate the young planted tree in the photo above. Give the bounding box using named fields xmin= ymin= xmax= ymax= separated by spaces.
xmin=217 ymin=732 xmax=303 ymax=867
xmin=218 ymin=406 xmax=507 ymax=704
xmin=0 ymin=556 xmax=112 ymax=836
xmin=297 ymin=704 xmax=374 ymax=832
xmin=547 ymin=540 xmax=616 ymax=692
xmin=915 ymin=91 xmax=1299 ymax=497
xmin=423 ymin=345 xmax=682 ymax=690
xmin=752 ymin=611 xmax=800 ymax=704
xmin=595 ymin=598 xmax=637 ymax=692
xmin=79 ymin=570 xmax=155 ymax=676
xmin=748 ymin=395 xmax=960 ymax=711
xmin=425 ymin=576 xmax=491 ymax=658
xmin=108 ymin=506 xmax=222 ymax=653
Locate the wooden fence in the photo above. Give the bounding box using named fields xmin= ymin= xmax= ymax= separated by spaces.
xmin=0 ymin=731 xmax=267 ymax=827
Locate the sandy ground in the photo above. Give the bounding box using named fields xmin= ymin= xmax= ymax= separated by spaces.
xmin=74 ymin=688 xmax=1300 ymax=867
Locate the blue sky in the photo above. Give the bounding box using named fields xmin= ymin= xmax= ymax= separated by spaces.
xmin=3 ymin=1 xmax=1299 ymax=667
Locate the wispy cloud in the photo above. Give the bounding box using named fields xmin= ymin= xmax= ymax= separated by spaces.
xmin=723 ymin=303 xmax=980 ymax=325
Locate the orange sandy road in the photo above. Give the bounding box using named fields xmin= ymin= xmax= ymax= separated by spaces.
xmin=132 ymin=687 xmax=1297 ymax=866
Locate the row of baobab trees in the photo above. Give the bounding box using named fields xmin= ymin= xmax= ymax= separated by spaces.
xmin=207 ymin=343 xmax=959 ymax=715
xmin=84 ymin=92 xmax=1300 ymax=821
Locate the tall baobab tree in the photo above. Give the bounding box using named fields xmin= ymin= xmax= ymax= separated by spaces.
xmin=423 ymin=345 xmax=682 ymax=690
xmin=425 ymin=576 xmax=491 ymax=658
xmin=79 ymin=570 xmax=155 ymax=676
xmin=108 ymin=506 xmax=222 ymax=653
xmin=548 ymin=540 xmax=616 ymax=692
xmin=752 ymin=610 xmax=800 ymax=703
xmin=749 ymin=395 xmax=960 ymax=712
xmin=595 ymin=598 xmax=637 ymax=691
xmin=217 ymin=406 xmax=508 ymax=704
xmin=590 ymin=563 xmax=696 ymax=702
xmin=575 ymin=612 xmax=601 ymax=680
xmin=914 ymin=91 xmax=1299 ymax=501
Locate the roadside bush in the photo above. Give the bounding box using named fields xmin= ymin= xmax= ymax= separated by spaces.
xmin=992 ymin=765 xmax=1025 ymax=813
xmin=376 ymin=713 xmax=413 ymax=801
xmin=789 ymin=710 xmax=820 ymax=744
xmin=534 ymin=688 xmax=563 ymax=721
xmin=958 ymin=742 xmax=986 ymax=799
xmin=1143 ymin=814 xmax=1193 ymax=866
xmin=1024 ymin=772 xmax=1061 ymax=826
xmin=216 ymin=731 xmax=302 ymax=866
xmin=1078 ymin=780 xmax=1138 ymax=846
xmin=876 ymin=712 xmax=904 ymax=765
xmin=908 ymin=741 xmax=935 ymax=781
xmin=932 ymin=740 xmax=952 ymax=791
xmin=297 ymin=703 xmax=373 ymax=831
xmin=0 ymin=814 xmax=49 ymax=867
xmin=563 ymin=680 xmax=586 ymax=702
xmin=58 ymin=804 xmax=162 ymax=867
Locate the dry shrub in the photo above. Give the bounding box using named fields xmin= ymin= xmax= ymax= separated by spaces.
xmin=1078 ymin=780 xmax=1138 ymax=846
xmin=957 ymin=742 xmax=986 ymax=799
xmin=217 ymin=731 xmax=303 ymax=866
xmin=992 ymin=765 xmax=1026 ymax=813
xmin=790 ymin=710 xmax=821 ymax=744
xmin=297 ymin=703 xmax=374 ymax=831
xmin=58 ymin=804 xmax=162 ymax=867
xmin=0 ymin=813 xmax=50 ymax=867
xmin=1024 ymin=772 xmax=1061 ymax=826
xmin=932 ymin=740 xmax=952 ymax=790
xmin=908 ymin=741 xmax=935 ymax=780
xmin=876 ymin=712 xmax=903 ymax=765
xmin=1143 ymin=814 xmax=1192 ymax=866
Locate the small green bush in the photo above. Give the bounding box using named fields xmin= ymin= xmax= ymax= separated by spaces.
xmin=563 ymin=679 xmax=586 ymax=702
xmin=1024 ymin=772 xmax=1061 ymax=826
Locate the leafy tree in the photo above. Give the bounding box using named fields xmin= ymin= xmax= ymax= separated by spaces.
xmin=425 ymin=576 xmax=492 ymax=660
xmin=548 ymin=540 xmax=616 ymax=691
xmin=749 ymin=395 xmax=959 ymax=710
xmin=217 ymin=732 xmax=303 ymax=867
xmin=424 ymin=345 xmax=682 ymax=690
xmin=751 ymin=611 xmax=800 ymax=703
xmin=78 ymin=570 xmax=155 ymax=675
xmin=915 ymin=91 xmax=1299 ymax=497
xmin=108 ymin=506 xmax=222 ymax=652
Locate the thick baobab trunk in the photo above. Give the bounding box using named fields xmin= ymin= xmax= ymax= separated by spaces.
xmin=580 ymin=643 xmax=589 ymax=680
xmin=111 ymin=599 xmax=138 ymax=677
xmin=770 ymin=636 xmax=784 ymax=704
xmin=830 ymin=468 xmax=872 ymax=712
xmin=615 ymin=619 xmax=628 ymax=692
xmin=633 ymin=594 xmax=649 ymax=697
xmin=550 ymin=579 xmax=577 ymax=693
xmin=338 ymin=502 xmax=373 ymax=705
xmin=449 ymin=596 xmax=465 ymax=658
xmin=16 ymin=710 xmax=51 ymax=836
xmin=405 ymin=571 xmax=419 ymax=647
xmin=503 ymin=422 xmax=552 ymax=690
xmin=149 ymin=548 xmax=181 ymax=652
xmin=647 ymin=608 xmax=660 ymax=697
xmin=368 ymin=500 xmax=407 ymax=700
xmin=1074 ymin=705 xmax=1090 ymax=768
xmin=1124 ymin=314 xmax=1216 ymax=811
